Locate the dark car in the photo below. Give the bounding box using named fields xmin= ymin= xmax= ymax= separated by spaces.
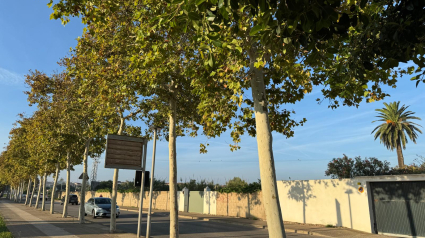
xmin=39 ymin=193 xmax=49 ymax=201
xmin=84 ymin=197 xmax=120 ymax=218
xmin=61 ymin=194 xmax=79 ymax=205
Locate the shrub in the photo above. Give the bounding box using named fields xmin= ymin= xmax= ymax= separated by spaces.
xmin=325 ymin=155 xmax=355 ymax=179
xmin=219 ymin=177 xmax=261 ymax=193
xmin=325 ymin=155 xmax=390 ymax=179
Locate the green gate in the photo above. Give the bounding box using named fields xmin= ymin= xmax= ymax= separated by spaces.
xmin=188 ymin=191 xmax=204 ymax=214
xmin=371 ymin=181 xmax=425 ymax=236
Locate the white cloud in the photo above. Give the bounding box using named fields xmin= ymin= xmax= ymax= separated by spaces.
xmin=0 ymin=67 xmax=25 ymax=86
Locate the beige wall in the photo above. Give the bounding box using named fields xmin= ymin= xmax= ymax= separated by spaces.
xmin=203 ymin=191 xmax=217 ymax=215
xmin=215 ymin=192 xmax=266 ymax=220
xmin=277 ymin=175 xmax=425 ymax=233
xmin=278 ymin=179 xmax=371 ymax=232
xmin=76 ymin=191 xmax=170 ymax=210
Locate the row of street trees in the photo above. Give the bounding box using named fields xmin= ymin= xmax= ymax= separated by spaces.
xmin=1 ymin=0 xmax=424 ymax=237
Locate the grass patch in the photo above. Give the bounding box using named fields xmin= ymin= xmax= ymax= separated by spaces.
xmin=325 ymin=224 xmax=336 ymax=228
xmin=0 ymin=215 xmax=13 ymax=238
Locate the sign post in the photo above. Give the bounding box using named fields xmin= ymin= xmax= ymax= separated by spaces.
xmin=145 ymin=127 xmax=159 ymax=238
xmin=137 ymin=141 xmax=148 ymax=237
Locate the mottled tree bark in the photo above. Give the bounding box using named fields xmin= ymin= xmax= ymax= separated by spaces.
xmin=249 ymin=48 xmax=286 ymax=238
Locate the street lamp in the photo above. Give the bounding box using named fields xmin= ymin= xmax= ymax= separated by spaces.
xmin=145 ymin=125 xmax=161 ymax=238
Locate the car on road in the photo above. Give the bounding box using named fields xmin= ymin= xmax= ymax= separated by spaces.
xmin=61 ymin=194 xmax=79 ymax=205
xmin=38 ymin=193 xmax=50 ymax=201
xmin=84 ymin=197 xmax=120 ymax=219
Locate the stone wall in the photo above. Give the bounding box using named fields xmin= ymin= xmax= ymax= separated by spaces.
xmin=75 ymin=190 xmax=266 ymax=220
xmin=76 ymin=191 xmax=169 ymax=210
xmin=216 ymin=192 xmax=266 ymax=220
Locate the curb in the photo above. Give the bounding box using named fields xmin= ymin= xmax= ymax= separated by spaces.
xmin=178 ymin=214 xmax=331 ymax=236
xmin=178 ymin=215 xmax=267 ymax=229
xmin=284 ymin=228 xmax=331 ymax=237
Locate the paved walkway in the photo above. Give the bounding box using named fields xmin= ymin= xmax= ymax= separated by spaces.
xmin=0 ymin=199 xmax=133 ymax=238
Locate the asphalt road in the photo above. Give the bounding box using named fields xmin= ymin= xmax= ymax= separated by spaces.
xmin=25 ymin=198 xmax=318 ymax=238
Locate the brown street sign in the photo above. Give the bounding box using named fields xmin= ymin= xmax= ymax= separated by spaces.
xmin=104 ymin=134 xmax=148 ymax=170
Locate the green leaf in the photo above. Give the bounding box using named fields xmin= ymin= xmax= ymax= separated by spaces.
xmin=199 ymin=44 xmax=209 ymax=50
xmin=218 ymin=0 xmax=224 ymax=8
xmin=207 ymin=33 xmax=220 ymax=40
xmin=196 ymin=0 xmax=206 ymax=5
xmin=208 ymin=54 xmax=214 ymax=67
xmin=188 ymin=12 xmax=201 ymax=20
xmin=212 ymin=40 xmax=222 ymax=48
xmin=249 ymin=25 xmax=263 ymax=36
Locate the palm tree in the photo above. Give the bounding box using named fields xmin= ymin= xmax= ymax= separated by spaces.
xmin=372 ymin=101 xmax=422 ymax=167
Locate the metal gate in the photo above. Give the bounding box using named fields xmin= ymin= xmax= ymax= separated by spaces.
xmin=188 ymin=191 xmax=204 ymax=214
xmin=370 ymin=181 xmax=425 ymax=236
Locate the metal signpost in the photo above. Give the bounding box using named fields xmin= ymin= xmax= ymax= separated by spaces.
xmin=137 ymin=141 xmax=148 ymax=237
xmin=145 ymin=127 xmax=159 ymax=238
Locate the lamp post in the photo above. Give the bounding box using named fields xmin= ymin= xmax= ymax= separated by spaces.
xmin=145 ymin=126 xmax=160 ymax=238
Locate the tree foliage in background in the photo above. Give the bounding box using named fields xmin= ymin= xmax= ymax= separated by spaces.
xmin=325 ymin=155 xmax=391 ymax=179
xmin=219 ymin=177 xmax=261 ymax=194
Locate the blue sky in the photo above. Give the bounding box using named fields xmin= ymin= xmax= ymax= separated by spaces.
xmin=1 ymin=1 xmax=424 ymax=185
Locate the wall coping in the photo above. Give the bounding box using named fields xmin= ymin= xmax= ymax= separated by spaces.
xmin=279 ymin=174 xmax=425 ymax=183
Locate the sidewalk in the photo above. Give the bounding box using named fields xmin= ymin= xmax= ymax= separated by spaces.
xmin=0 ymin=199 xmax=132 ymax=238
xmin=120 ymin=206 xmax=397 ymax=238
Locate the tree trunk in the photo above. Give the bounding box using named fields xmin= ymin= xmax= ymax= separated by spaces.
xmin=50 ymin=162 xmax=60 ymax=214
xmin=20 ymin=181 xmax=24 ymax=202
xmin=63 ymin=152 xmax=71 ymax=218
xmin=25 ymin=178 xmax=31 ymax=205
xmin=169 ymin=93 xmax=179 ymax=238
xmin=249 ymin=48 xmax=286 ymax=238
xmin=17 ymin=183 xmax=20 ymax=202
xmin=41 ymin=172 xmax=47 ymax=211
xmin=110 ymin=117 xmax=124 ymax=232
xmin=14 ymin=185 xmax=18 ymax=202
xmin=396 ymin=140 xmax=405 ymax=168
xmin=29 ymin=177 xmax=36 ymax=207
xmin=20 ymin=181 xmax=24 ymax=203
xmin=79 ymin=139 xmax=91 ymax=223
xmin=35 ymin=176 xmax=42 ymax=209
xmin=17 ymin=183 xmax=21 ymax=202
xmin=15 ymin=185 xmax=19 ymax=202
